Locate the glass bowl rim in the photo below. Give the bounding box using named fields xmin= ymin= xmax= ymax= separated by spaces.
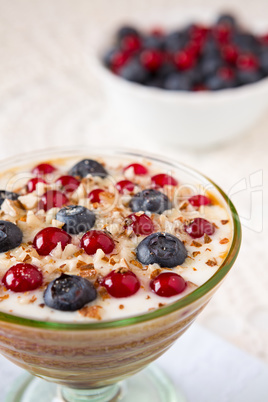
xmin=0 ymin=146 xmax=242 ymax=330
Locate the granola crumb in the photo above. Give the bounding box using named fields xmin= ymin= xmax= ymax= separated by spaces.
xmin=206 ymin=258 xmax=217 ymax=267
xmin=79 ymin=305 xmax=102 ymax=320
xmin=98 ymin=288 xmax=110 ymax=301
xmin=0 ymin=295 xmax=9 ymax=302
xmin=191 ymin=240 xmax=202 ymax=247
xmin=192 ymin=251 xmax=201 ymax=257
xmin=150 ymin=269 xmax=162 ymax=280
xmin=29 ymin=295 xmax=37 ymax=303
xmin=204 ymin=234 xmax=212 ymax=244
xmin=219 ymin=238 xmax=229 ymax=244
xmin=130 ymin=259 xmax=143 ymax=269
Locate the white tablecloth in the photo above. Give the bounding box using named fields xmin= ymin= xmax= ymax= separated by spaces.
xmin=0 ymin=0 xmax=268 ymax=400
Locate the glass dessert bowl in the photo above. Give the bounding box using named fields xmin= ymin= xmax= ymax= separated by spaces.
xmin=0 ymin=147 xmax=241 ymax=402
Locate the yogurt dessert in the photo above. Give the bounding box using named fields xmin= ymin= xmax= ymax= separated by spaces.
xmin=0 ymin=153 xmax=232 ymax=323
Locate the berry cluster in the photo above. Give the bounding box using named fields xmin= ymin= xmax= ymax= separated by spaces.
xmin=103 ymin=13 xmax=268 ymax=91
xmin=0 ymin=159 xmax=218 ymax=311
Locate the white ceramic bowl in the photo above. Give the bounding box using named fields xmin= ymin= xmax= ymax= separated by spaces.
xmin=91 ymin=13 xmax=268 ymax=149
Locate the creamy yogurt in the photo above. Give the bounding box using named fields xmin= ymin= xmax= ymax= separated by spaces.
xmin=0 ymin=155 xmax=232 ymax=322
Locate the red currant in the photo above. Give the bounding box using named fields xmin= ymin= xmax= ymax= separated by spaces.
xmin=260 ymin=33 xmax=268 ymax=45
xmin=174 ymin=49 xmax=195 ymax=70
xmin=81 ymin=230 xmax=115 ymax=255
xmin=237 ymin=53 xmax=259 ymax=71
xmin=116 ymin=180 xmax=135 ymax=194
xmin=55 ymin=175 xmax=80 ymax=193
xmin=140 ymin=49 xmax=163 ymax=71
xmin=189 ymin=25 xmax=209 ymax=41
xmin=192 ymin=84 xmax=208 ymax=91
xmin=121 ymin=35 xmax=141 ymax=52
xmin=185 ymin=218 xmax=215 ymax=238
xmin=101 ymin=270 xmax=140 ymax=298
xmin=32 ymin=163 xmax=56 ymax=175
xmin=188 ymin=195 xmax=211 ymax=207
xmin=33 ymin=227 xmax=71 ymax=256
xmin=110 ymin=51 xmax=130 ymax=73
xmin=222 ymin=44 xmax=239 ymax=64
xmin=124 ymin=163 xmax=148 ymax=175
xmin=151 ymin=173 xmax=178 ymax=188
xmin=38 ymin=190 xmax=68 ymax=211
xmin=125 ymin=213 xmax=154 ymax=235
xmin=150 ymin=27 xmax=165 ymax=37
xmin=218 ymin=66 xmax=235 ymax=80
xmin=88 ymin=189 xmax=105 ymax=203
xmin=27 ymin=178 xmax=47 ymax=193
xmin=2 ymin=263 xmax=43 ymax=292
xmin=150 ymin=272 xmax=186 ymax=297
xmin=213 ymin=24 xmax=231 ymax=44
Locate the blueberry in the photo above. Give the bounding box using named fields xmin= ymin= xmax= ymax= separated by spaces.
xmin=146 ymin=78 xmax=164 ymax=88
xmin=202 ymin=37 xmax=221 ymax=58
xmin=200 ymin=56 xmax=223 ymax=78
xmin=103 ymin=47 xmax=119 ymax=67
xmin=119 ymin=60 xmax=150 ymax=84
xmin=136 ymin=232 xmax=187 ymax=267
xmin=117 ymin=26 xmax=140 ymax=41
xmin=0 ymin=220 xmax=23 ymax=253
xmin=0 ymin=190 xmax=19 ymax=207
xmin=69 ymin=159 xmax=108 ymax=179
xmin=44 ymin=273 xmax=97 ymax=311
xmin=158 ymin=62 xmax=177 ymax=79
xmin=143 ymin=35 xmax=165 ymax=50
xmin=216 ymin=13 xmax=237 ymax=28
xmin=260 ymin=50 xmax=268 ymax=74
xmin=129 ymin=189 xmax=172 ymax=214
xmin=237 ymin=69 xmax=263 ymax=85
xmin=164 ymin=30 xmax=188 ymax=52
xmin=233 ymin=32 xmax=260 ymax=52
xmin=56 ymin=205 xmax=96 ymax=234
xmin=163 ymin=72 xmax=192 ymax=91
xmin=205 ymin=66 xmax=238 ymax=90
xmin=205 ymin=73 xmax=237 ymax=90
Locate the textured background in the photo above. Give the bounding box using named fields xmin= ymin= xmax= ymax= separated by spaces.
xmin=0 ymin=0 xmax=268 ymax=369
